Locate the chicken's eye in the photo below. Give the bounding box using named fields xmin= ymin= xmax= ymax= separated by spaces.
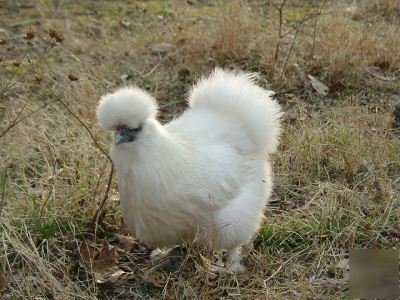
xmin=134 ymin=123 xmax=143 ymax=132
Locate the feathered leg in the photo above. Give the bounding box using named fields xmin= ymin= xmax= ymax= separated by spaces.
xmin=214 ymin=179 xmax=267 ymax=272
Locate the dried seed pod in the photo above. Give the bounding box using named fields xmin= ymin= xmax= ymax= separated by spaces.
xmin=24 ymin=27 xmax=36 ymax=41
xmin=54 ymin=32 xmax=64 ymax=43
xmin=48 ymin=28 xmax=57 ymax=39
xmin=48 ymin=28 xmax=64 ymax=43
xmin=67 ymin=72 xmax=78 ymax=81
xmin=11 ymin=60 xmax=21 ymax=67
xmin=34 ymin=73 xmax=44 ymax=84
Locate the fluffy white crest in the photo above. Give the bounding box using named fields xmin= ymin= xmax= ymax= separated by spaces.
xmin=96 ymin=87 xmax=158 ymax=130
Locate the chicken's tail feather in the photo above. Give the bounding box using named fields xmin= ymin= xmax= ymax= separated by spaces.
xmin=188 ymin=69 xmax=283 ymax=154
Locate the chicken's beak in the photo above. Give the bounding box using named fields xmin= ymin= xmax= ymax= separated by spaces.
xmin=115 ymin=132 xmax=124 ymax=144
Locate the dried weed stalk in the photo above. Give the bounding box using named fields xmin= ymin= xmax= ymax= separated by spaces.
xmin=0 ymin=27 xmax=113 ymax=224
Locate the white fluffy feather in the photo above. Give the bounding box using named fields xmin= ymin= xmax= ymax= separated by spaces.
xmin=97 ymin=87 xmax=158 ymax=130
xmin=97 ymin=69 xmax=282 ymax=271
xmin=189 ymin=69 xmax=281 ymax=153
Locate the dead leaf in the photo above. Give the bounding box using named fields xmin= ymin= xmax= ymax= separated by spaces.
xmin=142 ymin=273 xmax=165 ymax=288
xmin=120 ymin=20 xmax=131 ymax=28
xmin=79 ymin=240 xmax=116 ymax=273
xmin=101 ymin=220 xmax=118 ymax=231
xmin=97 ymin=269 xmax=129 ymax=286
xmin=366 ymin=67 xmax=399 ymax=81
xmin=95 ymin=240 xmax=117 ymax=272
xmin=307 ymin=75 xmax=329 ymax=96
xmin=328 ymin=80 xmax=346 ymax=94
xmin=115 ymin=233 xmax=146 ymax=252
xmin=79 ymin=242 xmax=97 ymax=266
xmin=119 ymin=217 xmax=130 ymax=235
xmin=285 ymin=93 xmax=300 ymax=104
xmin=374 ymin=60 xmax=390 ymax=71
xmin=178 ymin=67 xmax=191 ymax=77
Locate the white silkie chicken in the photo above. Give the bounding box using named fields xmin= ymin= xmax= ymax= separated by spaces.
xmin=96 ymin=69 xmax=282 ymax=271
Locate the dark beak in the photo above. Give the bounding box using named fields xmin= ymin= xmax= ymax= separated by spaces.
xmin=115 ymin=132 xmax=125 ymax=144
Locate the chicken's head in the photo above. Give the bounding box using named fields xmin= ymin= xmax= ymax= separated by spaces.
xmin=96 ymin=87 xmax=158 ymax=144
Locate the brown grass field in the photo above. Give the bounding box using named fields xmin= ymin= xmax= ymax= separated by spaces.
xmin=0 ymin=0 xmax=399 ymax=298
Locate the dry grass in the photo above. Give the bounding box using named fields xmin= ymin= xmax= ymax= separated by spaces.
xmin=1 ymin=0 xmax=399 ymax=299
xmin=354 ymin=0 xmax=400 ymax=23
